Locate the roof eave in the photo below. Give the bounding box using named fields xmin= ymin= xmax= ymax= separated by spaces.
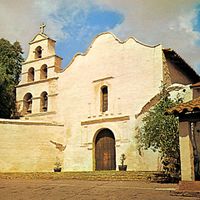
xmin=163 ymin=49 xmax=200 ymax=83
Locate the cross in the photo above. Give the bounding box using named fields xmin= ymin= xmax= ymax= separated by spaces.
xmin=40 ymin=23 xmax=46 ymax=34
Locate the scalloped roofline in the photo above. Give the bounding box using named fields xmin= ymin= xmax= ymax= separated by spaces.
xmin=61 ymin=32 xmax=161 ymax=72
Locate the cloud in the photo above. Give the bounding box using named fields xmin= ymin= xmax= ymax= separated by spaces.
xmin=94 ymin=0 xmax=200 ymax=72
xmin=1 ymin=0 xmax=200 ymax=72
xmin=0 ymin=0 xmax=92 ymax=53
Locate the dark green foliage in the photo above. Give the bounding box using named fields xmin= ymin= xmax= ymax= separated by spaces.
xmin=137 ymin=85 xmax=182 ymax=174
xmin=0 ymin=39 xmax=23 ymax=118
xmin=120 ymin=153 xmax=126 ymax=166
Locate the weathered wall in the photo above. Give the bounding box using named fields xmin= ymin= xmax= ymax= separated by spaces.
xmin=16 ymin=33 xmax=61 ymax=120
xmin=0 ymin=119 xmax=65 ymax=172
xmin=57 ymin=33 xmax=163 ymax=171
xmin=135 ymin=84 xmax=192 ymax=173
xmin=166 ymin=59 xmax=194 ymax=85
xmin=16 ymin=78 xmax=58 ymax=120
xmin=179 ymin=121 xmax=195 ymax=181
xmin=12 ymin=31 xmax=196 ymax=172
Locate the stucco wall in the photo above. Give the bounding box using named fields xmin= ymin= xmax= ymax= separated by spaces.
xmin=16 ymin=78 xmax=58 ymax=117
xmin=0 ymin=119 xmax=65 ymax=172
xmin=166 ymin=59 xmax=194 ymax=85
xmin=16 ymin=33 xmax=61 ymax=120
xmin=13 ymin=31 xmax=196 ymax=172
xmin=56 ymin=33 xmax=163 ymax=171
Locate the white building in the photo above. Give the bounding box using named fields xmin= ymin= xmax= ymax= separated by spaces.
xmin=0 ymin=27 xmax=199 ymax=172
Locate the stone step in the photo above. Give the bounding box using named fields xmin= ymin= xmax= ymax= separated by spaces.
xmin=0 ymin=171 xmax=159 ymax=181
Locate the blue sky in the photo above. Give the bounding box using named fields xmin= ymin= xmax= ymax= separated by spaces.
xmin=194 ymin=4 xmax=200 ymax=29
xmin=193 ymin=4 xmax=200 ymax=71
xmin=55 ymin=7 xmax=124 ymax=67
xmin=1 ymin=0 xmax=200 ymax=73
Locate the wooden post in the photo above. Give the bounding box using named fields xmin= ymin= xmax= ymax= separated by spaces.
xmin=179 ymin=120 xmax=195 ymax=181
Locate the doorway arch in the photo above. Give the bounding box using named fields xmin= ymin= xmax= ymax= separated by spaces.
xmin=94 ymin=128 xmax=116 ymax=170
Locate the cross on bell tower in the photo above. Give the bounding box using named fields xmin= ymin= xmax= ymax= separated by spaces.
xmin=16 ymin=22 xmax=62 ymax=118
xmin=40 ymin=23 xmax=46 ymax=34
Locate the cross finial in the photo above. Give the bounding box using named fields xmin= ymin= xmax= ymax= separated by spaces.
xmin=40 ymin=23 xmax=46 ymax=34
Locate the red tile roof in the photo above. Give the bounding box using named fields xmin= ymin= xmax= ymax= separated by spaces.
xmin=191 ymin=82 xmax=200 ymax=88
xmin=167 ymin=97 xmax=200 ymax=115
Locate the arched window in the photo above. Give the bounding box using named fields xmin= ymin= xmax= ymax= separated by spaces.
xmin=23 ymin=93 xmax=32 ymax=114
xmin=40 ymin=64 xmax=48 ymax=79
xmin=28 ymin=67 xmax=35 ymax=82
xmin=40 ymin=91 xmax=48 ymax=112
xmin=35 ymin=46 xmax=42 ymax=59
xmin=101 ymin=86 xmax=108 ymax=112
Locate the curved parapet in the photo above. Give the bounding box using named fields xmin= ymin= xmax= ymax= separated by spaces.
xmin=61 ymin=32 xmax=161 ymax=72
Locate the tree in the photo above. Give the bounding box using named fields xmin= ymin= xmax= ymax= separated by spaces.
xmin=0 ymin=38 xmax=23 ymax=118
xmin=137 ymin=85 xmax=182 ymax=174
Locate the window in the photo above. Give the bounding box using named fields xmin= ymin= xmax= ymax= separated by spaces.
xmin=23 ymin=93 xmax=32 ymax=114
xmin=40 ymin=64 xmax=48 ymax=79
xmin=35 ymin=46 xmax=42 ymax=59
xmin=28 ymin=67 xmax=35 ymax=82
xmin=101 ymin=86 xmax=108 ymax=112
xmin=40 ymin=91 xmax=48 ymax=112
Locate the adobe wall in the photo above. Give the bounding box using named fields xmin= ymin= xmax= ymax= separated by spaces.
xmin=57 ymin=33 xmax=163 ymax=171
xmin=166 ymin=59 xmax=194 ymax=85
xmin=16 ymin=33 xmax=62 ymax=121
xmin=0 ymin=119 xmax=65 ymax=172
xmin=16 ymin=78 xmax=58 ymax=119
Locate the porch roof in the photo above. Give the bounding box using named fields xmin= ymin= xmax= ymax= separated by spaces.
xmin=191 ymin=82 xmax=200 ymax=88
xmin=166 ymin=97 xmax=200 ymax=115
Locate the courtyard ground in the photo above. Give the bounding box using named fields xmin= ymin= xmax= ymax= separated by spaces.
xmin=0 ymin=172 xmax=199 ymax=200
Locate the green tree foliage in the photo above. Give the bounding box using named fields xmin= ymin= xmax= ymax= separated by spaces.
xmin=137 ymin=85 xmax=182 ymax=174
xmin=0 ymin=38 xmax=23 ymax=118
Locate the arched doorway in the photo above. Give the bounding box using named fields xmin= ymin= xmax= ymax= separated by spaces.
xmin=95 ymin=129 xmax=116 ymax=170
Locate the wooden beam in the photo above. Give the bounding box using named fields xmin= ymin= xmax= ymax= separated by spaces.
xmin=179 ymin=112 xmax=200 ymax=122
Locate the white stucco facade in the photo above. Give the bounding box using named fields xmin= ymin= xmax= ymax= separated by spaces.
xmin=0 ymin=29 xmax=197 ymax=172
xmin=56 ymin=33 xmax=163 ymax=171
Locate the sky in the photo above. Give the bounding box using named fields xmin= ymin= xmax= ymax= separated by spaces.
xmin=1 ymin=0 xmax=200 ymax=73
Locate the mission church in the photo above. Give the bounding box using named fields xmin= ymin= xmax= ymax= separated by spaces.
xmin=0 ymin=25 xmax=199 ymax=172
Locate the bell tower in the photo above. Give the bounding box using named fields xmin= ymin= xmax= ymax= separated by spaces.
xmin=16 ymin=24 xmax=62 ymax=120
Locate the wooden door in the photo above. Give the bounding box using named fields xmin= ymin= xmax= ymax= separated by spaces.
xmin=95 ymin=129 xmax=116 ymax=170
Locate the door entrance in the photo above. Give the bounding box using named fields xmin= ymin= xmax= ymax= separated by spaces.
xmin=95 ymin=129 xmax=116 ymax=170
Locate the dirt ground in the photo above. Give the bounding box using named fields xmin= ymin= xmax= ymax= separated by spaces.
xmin=0 ymin=179 xmax=199 ymax=200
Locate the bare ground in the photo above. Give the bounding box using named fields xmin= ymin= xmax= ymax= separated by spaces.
xmin=0 ymin=172 xmax=199 ymax=200
xmin=0 ymin=179 xmax=199 ymax=200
